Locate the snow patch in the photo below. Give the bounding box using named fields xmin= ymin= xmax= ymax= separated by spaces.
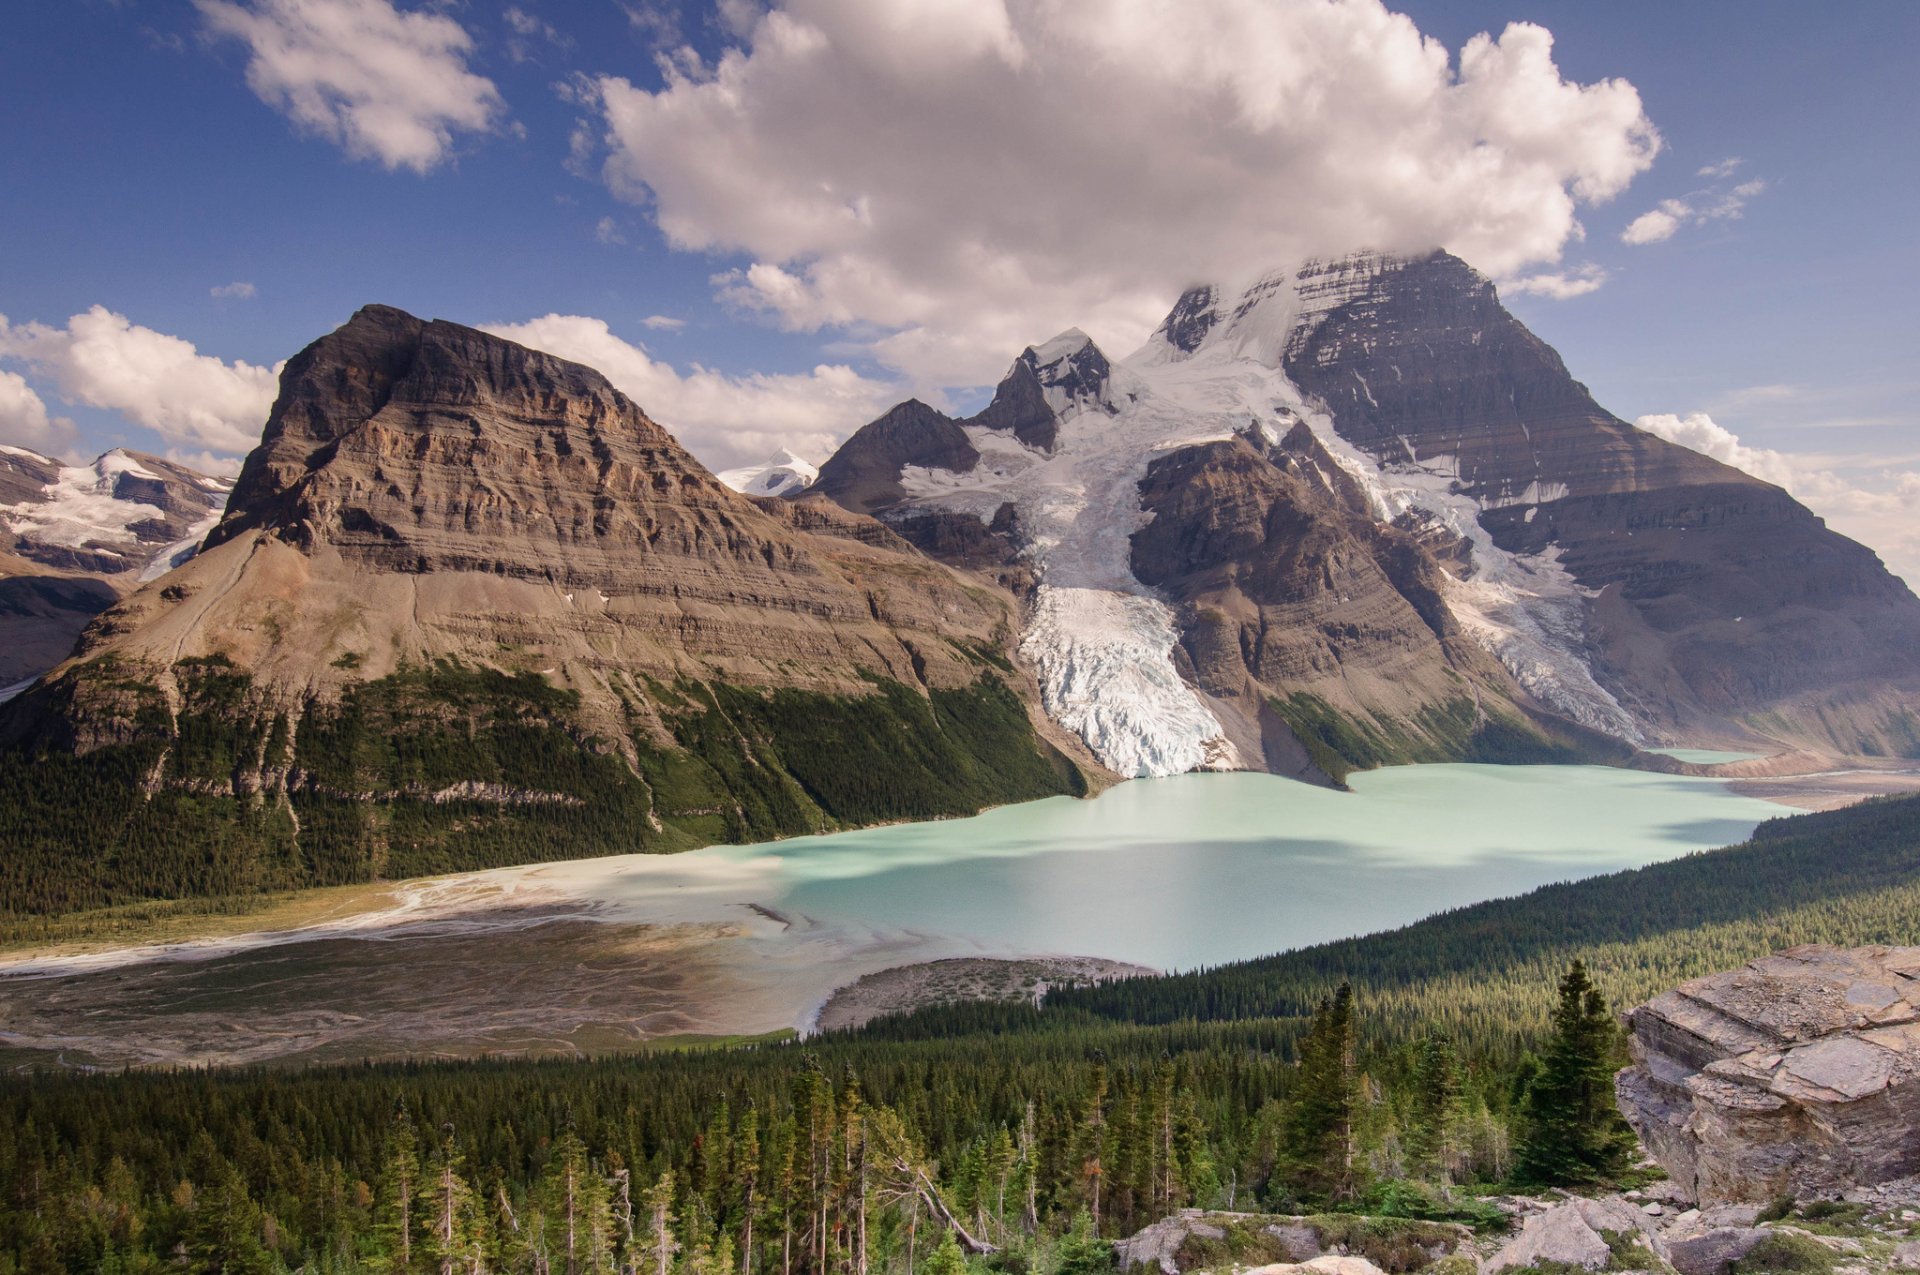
xmin=717 ymin=448 xmax=819 ymax=498
xmin=3 ymin=456 xmax=167 ymax=549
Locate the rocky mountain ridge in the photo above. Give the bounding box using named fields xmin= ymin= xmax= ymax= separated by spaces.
xmin=814 ymin=251 xmax=1920 ymax=775
xmin=0 ymin=306 xmax=1091 ymax=917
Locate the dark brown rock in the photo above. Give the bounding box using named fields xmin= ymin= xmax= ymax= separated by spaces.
xmin=810 ymin=399 xmax=979 ymax=517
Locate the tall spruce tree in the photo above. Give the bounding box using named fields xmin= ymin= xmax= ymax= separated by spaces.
xmin=1405 ymin=1034 xmax=1463 ymax=1184
xmin=1277 ymin=983 xmax=1357 ymax=1204
xmin=1513 ymin=961 xmax=1637 ymax=1186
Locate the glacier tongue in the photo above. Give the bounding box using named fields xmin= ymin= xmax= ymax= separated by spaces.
xmin=1019 ymin=586 xmax=1236 ymax=778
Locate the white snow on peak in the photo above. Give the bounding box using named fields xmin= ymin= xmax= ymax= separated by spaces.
xmin=2 ymin=450 xmax=228 ymax=579
xmin=0 ymin=444 xmax=55 ymax=463
xmin=1028 ymin=328 xmax=1093 ymax=368
xmin=717 ymin=448 xmax=819 ymax=498
xmin=884 ymin=253 xmax=1642 ymax=769
xmin=1139 ymin=252 xmax=1412 ymax=369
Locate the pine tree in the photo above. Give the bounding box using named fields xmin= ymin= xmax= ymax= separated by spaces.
xmin=377 ymin=1106 xmax=423 ymax=1275
xmin=1512 ymin=961 xmax=1637 ymax=1187
xmin=644 ymin=1170 xmax=680 ymax=1275
xmin=185 ymin=1161 xmax=277 ymax=1275
xmin=1276 ymin=983 xmax=1357 ymax=1204
xmin=415 ymin=1128 xmax=486 ymax=1275
xmin=1405 ymin=1034 xmax=1463 ymax=1184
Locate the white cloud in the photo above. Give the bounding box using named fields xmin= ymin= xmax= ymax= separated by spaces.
xmin=0 ymin=307 xmax=281 ymax=456
xmin=1637 ymin=411 xmax=1920 ymax=588
xmin=197 ymin=0 xmax=504 ymax=174
xmin=576 ymin=0 xmax=1659 ymax=386
xmin=1621 ymin=204 xmax=1682 ymax=245
xmin=0 ymin=371 xmax=79 ymax=458
xmin=1636 ymin=412 xmax=1800 ymax=488
xmin=641 ymin=314 xmax=685 ymax=330
xmin=1500 ymin=262 xmax=1608 ymax=300
xmin=594 ymin=216 xmax=627 ymax=245
xmin=1621 ymin=174 xmax=1765 ymax=245
xmin=482 ymin=314 xmax=899 ymax=469
xmin=211 ymin=280 xmax=258 ymax=300
xmin=1696 ymin=156 xmax=1742 ymax=179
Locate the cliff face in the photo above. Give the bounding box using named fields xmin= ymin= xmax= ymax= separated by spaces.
xmin=0 ymin=307 xmax=1090 ymax=918
xmin=1281 ymin=252 xmax=1920 ymax=755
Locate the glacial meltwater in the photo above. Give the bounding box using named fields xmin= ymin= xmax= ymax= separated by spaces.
xmin=596 ymin=764 xmax=1783 ymax=973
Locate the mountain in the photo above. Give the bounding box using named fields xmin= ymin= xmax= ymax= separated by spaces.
xmin=0 ymin=305 xmax=1089 ymax=917
xmin=0 ymin=446 xmax=231 ymax=691
xmin=716 ymin=448 xmax=819 ymax=498
xmin=816 ymin=251 xmax=1920 ymax=775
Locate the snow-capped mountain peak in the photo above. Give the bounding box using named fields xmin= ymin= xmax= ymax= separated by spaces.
xmin=716 ymin=448 xmax=820 ymax=498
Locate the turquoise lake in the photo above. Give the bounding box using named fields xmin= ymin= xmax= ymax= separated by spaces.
xmin=623 ymin=765 xmax=1788 ymax=973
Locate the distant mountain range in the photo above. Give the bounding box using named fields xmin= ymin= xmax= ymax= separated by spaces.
xmin=3 ymin=259 xmax=1916 ymax=915
xmin=0 ymin=446 xmax=230 ymax=691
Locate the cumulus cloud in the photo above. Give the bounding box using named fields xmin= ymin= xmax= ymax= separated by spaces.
xmin=211 ymin=280 xmax=257 ymax=300
xmin=1637 ymin=411 xmax=1920 ymax=588
xmin=482 ymin=313 xmax=898 ymax=468
xmin=1621 ymin=172 xmax=1765 ymax=245
xmin=1501 ymin=263 xmax=1608 ymax=300
xmin=0 ymin=308 xmax=281 ymax=456
xmin=0 ymin=371 xmax=79 ymax=458
xmin=1621 ymin=204 xmax=1683 ymax=245
xmin=197 ymin=0 xmax=504 ymax=174
xmin=575 ymin=0 xmax=1659 ymax=385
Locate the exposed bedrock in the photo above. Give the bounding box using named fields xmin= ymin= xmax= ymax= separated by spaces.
xmin=1618 ymin=944 xmax=1920 ymax=1204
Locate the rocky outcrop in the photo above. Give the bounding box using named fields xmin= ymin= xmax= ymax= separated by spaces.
xmin=1618 ymin=944 xmax=1920 ymax=1203
xmin=1113 ymin=1209 xmax=1467 ymax=1275
xmin=0 ymin=447 xmax=230 ymax=683
xmin=1130 ymin=427 xmax=1611 ymax=780
xmin=1482 ymin=1196 xmax=1669 ymax=1273
xmin=970 ymin=330 xmax=1115 ymax=452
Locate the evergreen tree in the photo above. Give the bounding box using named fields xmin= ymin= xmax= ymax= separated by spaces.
xmin=1276 ymin=983 xmax=1357 ymax=1204
xmin=185 ymin=1162 xmax=277 ymax=1275
xmin=1512 ymin=961 xmax=1636 ymax=1187
xmin=644 ymin=1170 xmax=679 ymax=1275
xmin=1405 ymin=1034 xmax=1463 ymax=1183
xmin=919 ymin=1230 xmax=967 ymax=1275
xmin=376 ymin=1106 xmax=423 ymax=1275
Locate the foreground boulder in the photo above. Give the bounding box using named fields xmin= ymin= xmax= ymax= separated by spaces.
xmin=1482 ymin=1197 xmax=1668 ymax=1273
xmin=1114 ymin=1209 xmax=1467 ymax=1274
xmin=1617 ymin=944 xmax=1920 ymax=1203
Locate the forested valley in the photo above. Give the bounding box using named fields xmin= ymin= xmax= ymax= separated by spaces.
xmin=6 ymin=792 xmax=1919 ymax=1274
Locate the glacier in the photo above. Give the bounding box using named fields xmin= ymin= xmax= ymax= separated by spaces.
xmin=891 ymin=253 xmax=1642 ymax=774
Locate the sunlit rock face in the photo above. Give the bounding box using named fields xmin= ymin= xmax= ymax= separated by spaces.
xmin=1619 ymin=944 xmax=1920 ymax=1203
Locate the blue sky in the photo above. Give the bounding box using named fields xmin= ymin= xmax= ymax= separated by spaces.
xmin=2 ymin=1 xmax=1915 ymax=579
